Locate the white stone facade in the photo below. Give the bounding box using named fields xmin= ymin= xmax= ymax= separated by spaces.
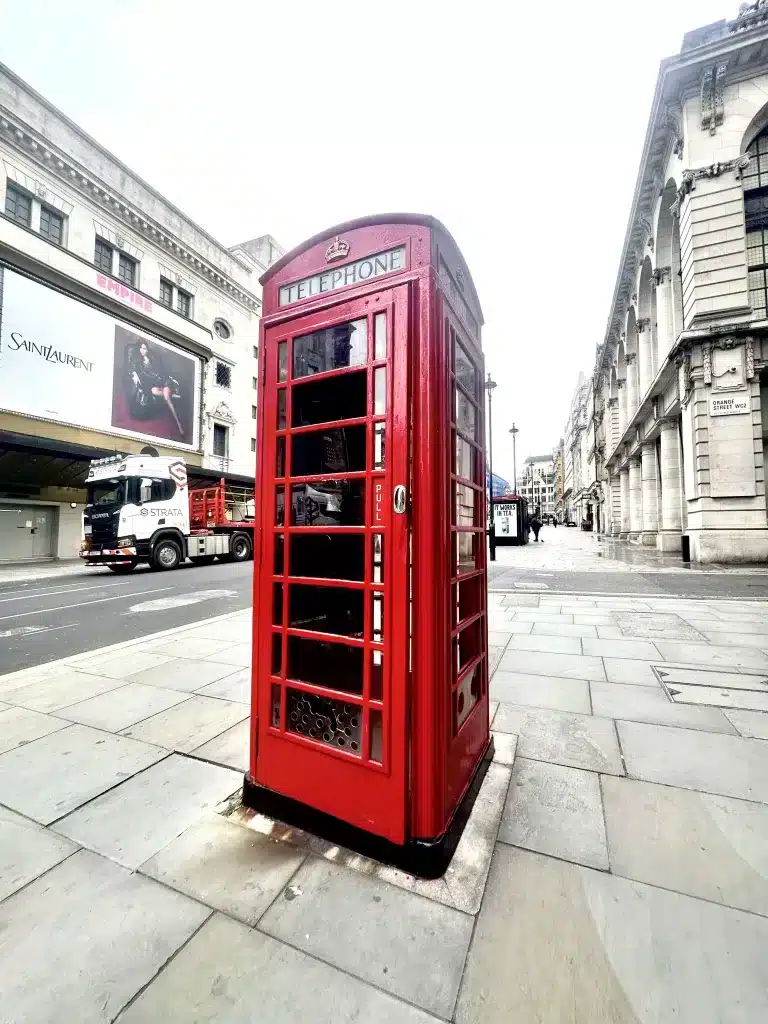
xmin=517 ymin=455 xmax=556 ymax=518
xmin=565 ymin=7 xmax=768 ymax=562
xmin=0 ymin=62 xmax=283 ymax=560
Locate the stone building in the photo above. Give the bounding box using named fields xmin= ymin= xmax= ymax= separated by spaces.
xmin=517 ymin=455 xmax=556 ymax=518
xmin=0 ymin=62 xmax=283 ymax=561
xmin=561 ymin=373 xmax=590 ymax=526
xmin=575 ymin=5 xmax=768 ymax=562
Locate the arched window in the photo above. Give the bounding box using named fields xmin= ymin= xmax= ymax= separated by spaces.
xmin=743 ymin=126 xmax=768 ymax=318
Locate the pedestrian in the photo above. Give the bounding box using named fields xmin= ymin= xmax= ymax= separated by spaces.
xmin=530 ymin=509 xmax=543 ymax=542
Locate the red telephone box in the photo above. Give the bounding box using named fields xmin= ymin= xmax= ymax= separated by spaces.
xmin=244 ymin=215 xmax=492 ymax=876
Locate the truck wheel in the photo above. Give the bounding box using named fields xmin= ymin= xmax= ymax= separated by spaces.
xmin=189 ymin=555 xmax=216 ymax=566
xmin=152 ymin=539 xmax=182 ymax=571
xmin=230 ymin=533 xmax=252 ymax=562
xmin=108 ymin=563 xmax=136 ymax=574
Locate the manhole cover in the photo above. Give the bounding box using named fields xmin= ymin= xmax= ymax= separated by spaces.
xmin=616 ymin=612 xmax=704 ymax=641
xmin=654 ymin=665 xmax=768 ymax=713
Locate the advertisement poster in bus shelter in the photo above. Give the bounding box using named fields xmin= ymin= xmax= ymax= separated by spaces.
xmin=493 ymin=500 xmax=518 ymax=538
xmin=0 ymin=265 xmax=201 ymax=449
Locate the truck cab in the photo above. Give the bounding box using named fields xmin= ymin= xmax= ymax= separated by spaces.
xmin=81 ymin=454 xmax=190 ymax=572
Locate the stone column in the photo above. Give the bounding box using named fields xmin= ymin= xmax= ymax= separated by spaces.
xmin=655 ymin=268 xmax=674 ymax=368
xmin=628 ymin=457 xmax=643 ymax=538
xmin=658 ymin=417 xmax=682 ymax=552
xmin=617 ymin=379 xmax=627 ymax=437
xmin=637 ymin=318 xmax=652 ymax=399
xmin=641 ymin=442 xmax=659 ymax=545
xmin=626 ymin=352 xmax=639 ymax=422
xmin=620 ymin=467 xmax=630 ymax=535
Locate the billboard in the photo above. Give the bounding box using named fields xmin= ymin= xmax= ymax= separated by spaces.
xmin=0 ymin=266 xmax=201 ymax=449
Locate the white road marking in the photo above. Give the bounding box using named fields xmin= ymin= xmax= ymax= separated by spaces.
xmin=0 ymin=581 xmax=134 ymax=605
xmin=0 ymin=588 xmax=173 ymax=622
xmin=0 ymin=624 xmax=75 ymax=638
xmin=127 ymin=589 xmax=237 ymax=613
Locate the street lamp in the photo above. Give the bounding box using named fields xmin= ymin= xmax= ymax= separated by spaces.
xmin=484 ymin=373 xmax=497 ymax=562
xmin=509 ymin=422 xmax=519 ymax=496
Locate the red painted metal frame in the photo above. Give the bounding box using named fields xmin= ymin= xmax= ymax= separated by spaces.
xmin=250 ymin=215 xmax=487 ymax=849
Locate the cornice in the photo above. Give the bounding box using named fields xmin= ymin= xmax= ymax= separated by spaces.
xmin=0 ymin=110 xmax=260 ymax=313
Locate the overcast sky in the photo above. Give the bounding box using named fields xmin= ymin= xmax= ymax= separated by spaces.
xmin=1 ymin=0 xmax=733 ymax=483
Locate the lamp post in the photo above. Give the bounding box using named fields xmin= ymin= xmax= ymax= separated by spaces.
xmin=484 ymin=373 xmax=497 ymax=562
xmin=509 ymin=422 xmax=519 ymax=496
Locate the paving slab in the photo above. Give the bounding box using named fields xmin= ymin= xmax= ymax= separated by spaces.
xmin=724 ymin=708 xmax=768 ymax=739
xmin=590 ymin=681 xmax=736 ymax=734
xmin=259 ymin=857 xmax=474 ymax=1018
xmin=582 ymin=637 xmax=662 ymax=661
xmin=498 ymin=757 xmax=608 ymax=869
xmin=455 ymin=844 xmax=768 ymax=1024
xmin=491 ymin=670 xmax=591 ymax=713
xmin=506 ymin=633 xmax=582 ymax=655
xmin=701 ymin=630 xmax=768 ymax=650
xmin=139 ymin=814 xmax=306 ymax=925
xmin=686 ymin=619 xmax=768 ymax=636
xmin=0 ymin=724 xmax=165 ymax=824
xmin=195 ymin=666 xmax=250 ymax=703
xmin=204 ymin=642 xmax=252 ymax=667
xmin=618 ymin=720 xmax=768 ymax=802
xmin=531 ymin=621 xmax=598 ymax=638
xmin=191 ymin=719 xmax=250 ymax=771
xmin=510 ymin=611 xmax=575 ymax=624
xmin=191 ymin=622 xmax=253 ymax=643
xmin=488 ymin=630 xmax=512 ymax=647
xmin=54 ymin=754 xmax=241 ymax=868
xmin=75 ymin=650 xmax=174 ymax=680
xmin=500 ymin=594 xmax=540 ymax=607
xmin=0 ymin=669 xmax=123 ymax=712
xmin=0 ymin=849 xmax=209 ymax=1024
xmin=486 ymin=618 xmax=533 ymax=634
xmin=127 ymin=656 xmax=239 ymax=692
xmin=655 ymin=641 xmax=768 ymax=671
xmin=0 ymin=705 xmax=69 ymax=753
xmin=491 ymin=730 xmax=518 ymax=765
xmin=55 ymin=682 xmax=190 ymax=732
xmin=0 ymin=805 xmax=78 ymax=901
xmin=602 ymin=775 xmax=768 ymax=916
xmin=498 ymin=649 xmax=606 ymax=681
xmin=144 ymin=636 xmax=239 ymax=659
xmin=615 ymin=611 xmax=706 ymax=641
xmin=121 ymin=695 xmax=248 ymax=752
xmin=493 ymin=704 xmax=623 ymax=774
xmin=603 ymin=657 xmax=660 ymax=686
xmin=117 ymin=911 xmax=437 ymax=1023
xmin=489 ymin=700 xmax=499 ymax=724
xmin=573 ymin=613 xmax=619 ymax=625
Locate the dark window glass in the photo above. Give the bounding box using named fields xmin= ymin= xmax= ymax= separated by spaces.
xmin=213 ymin=423 xmax=228 ymax=457
xmin=287 ymin=637 xmax=363 ymax=695
xmin=215 ymin=362 xmax=232 ymax=388
xmin=293 ymin=318 xmax=367 ymax=379
xmin=290 ymin=480 xmax=365 ymax=526
xmin=277 ymin=389 xmax=286 ymax=429
xmin=177 ymin=289 xmax=192 ymax=318
xmin=252 ymin=405 xmax=257 ymax=419
xmin=292 ymin=425 xmax=366 ymax=476
xmin=272 ymin=632 xmax=283 ymax=674
xmin=272 ymin=583 xmax=284 ymax=626
xmin=118 ymin=252 xmax=136 ymax=287
xmin=276 ymin=437 xmax=286 ymax=476
xmin=253 ymin=345 xmax=259 ymax=359
xmin=289 ymin=584 xmax=364 ymax=637
xmin=290 ymin=534 xmax=365 ymax=580
xmin=274 ymin=534 xmax=284 ymax=574
xmin=4 ymin=184 xmax=31 ymax=226
xmin=39 ymin=205 xmax=63 ymax=244
xmin=94 ymin=237 xmax=113 ymax=273
xmin=251 ymin=438 xmax=256 ymax=452
xmin=159 ymin=278 xmax=173 ymax=307
xmin=292 ymin=370 xmax=366 ymax=426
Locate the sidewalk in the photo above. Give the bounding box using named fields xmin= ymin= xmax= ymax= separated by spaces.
xmin=1 ymin=584 xmax=767 ymax=1020
xmin=0 ymin=558 xmax=98 ymax=586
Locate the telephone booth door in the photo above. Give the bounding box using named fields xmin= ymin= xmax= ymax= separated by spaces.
xmin=254 ymin=286 xmax=411 ymax=844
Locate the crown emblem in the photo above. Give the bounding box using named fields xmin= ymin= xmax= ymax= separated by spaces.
xmin=325 ymin=236 xmax=350 ymax=263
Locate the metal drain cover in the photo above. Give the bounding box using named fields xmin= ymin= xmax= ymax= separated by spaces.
xmin=654 ymin=665 xmax=768 ymax=713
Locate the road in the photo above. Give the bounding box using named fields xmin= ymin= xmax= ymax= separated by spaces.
xmin=0 ymin=561 xmax=253 ymax=675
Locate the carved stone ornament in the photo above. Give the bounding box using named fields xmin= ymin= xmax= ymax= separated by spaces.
xmin=664 ymin=105 xmax=684 ymax=158
xmin=607 ymin=396 xmax=619 ymax=408
xmin=210 ymin=401 xmax=236 ymax=424
xmin=676 ymin=352 xmax=691 ymax=406
xmin=703 ymin=344 xmax=712 ymax=385
xmin=631 ymin=292 xmax=638 ymax=303
xmin=36 ymin=184 xmax=47 ymax=198
xmin=626 ymin=351 xmax=637 ymax=365
xmin=617 ymin=379 xmax=625 ymax=389
xmin=636 ymin=318 xmax=651 ymax=333
xmin=746 ymin=337 xmax=755 ymax=380
xmin=701 ymin=62 xmax=728 ymax=134
xmin=653 ymin=266 xmax=672 ymax=286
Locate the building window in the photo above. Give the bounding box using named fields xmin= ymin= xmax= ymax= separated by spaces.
xmin=177 ymin=288 xmax=192 ymax=318
xmin=5 ymin=183 xmax=31 ymax=226
xmin=253 ymin=376 xmax=257 ymax=389
xmin=118 ymin=252 xmax=137 ymax=287
xmin=39 ymin=205 xmax=63 ymax=244
xmin=251 ymin=438 xmax=256 ymax=452
xmin=212 ymin=423 xmax=228 ymax=457
xmin=213 ymin=319 xmax=231 ymax=340
xmin=215 ymin=361 xmax=232 ymax=388
xmin=252 ymin=405 xmax=257 ymax=419
xmin=159 ymin=278 xmax=173 ymax=308
xmin=743 ymin=126 xmax=768 ymax=318
xmin=94 ymin=237 xmax=113 ymax=273
xmin=253 ymin=345 xmax=259 ymax=359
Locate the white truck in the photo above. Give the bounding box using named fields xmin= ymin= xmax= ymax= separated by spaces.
xmin=80 ymin=452 xmax=255 ymax=572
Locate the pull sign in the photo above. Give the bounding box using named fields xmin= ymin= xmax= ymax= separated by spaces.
xmin=374 ymin=481 xmax=383 ymax=524
xmin=393 ymin=485 xmax=407 ymax=514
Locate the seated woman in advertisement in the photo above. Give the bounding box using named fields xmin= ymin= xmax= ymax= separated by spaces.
xmin=126 ymin=340 xmax=184 ymax=438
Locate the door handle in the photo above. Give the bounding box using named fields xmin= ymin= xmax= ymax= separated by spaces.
xmin=393 ymin=485 xmax=407 ymax=514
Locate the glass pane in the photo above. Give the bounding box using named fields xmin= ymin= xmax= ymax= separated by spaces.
xmin=271 ymin=684 xmax=281 ymax=727
xmin=372 ymin=592 xmax=383 ymax=643
xmin=287 ymin=636 xmax=363 ymax=694
xmin=290 ymin=480 xmax=365 ymax=526
xmin=455 ymin=577 xmax=481 ymax=626
xmin=455 ymin=341 xmax=476 ymax=395
xmin=273 ymin=583 xmax=284 ymax=626
xmin=372 ymin=534 xmax=383 ymax=583
xmin=292 ymin=370 xmax=366 ymax=426
xmin=457 ymin=620 xmax=481 ymax=672
xmin=275 ymin=486 xmax=285 ymax=526
xmin=276 ymin=437 xmax=286 ymax=477
xmin=286 ymin=689 xmax=361 ymax=754
xmin=289 ymin=584 xmax=364 ymax=637
xmin=456 ymin=531 xmax=477 ymax=572
xmin=369 ymin=708 xmax=383 ymax=763
xmin=455 ymin=663 xmax=480 ymax=732
xmin=272 ymin=632 xmax=283 ymax=675
xmin=278 ymin=342 xmax=287 ymax=381
xmin=456 ymin=484 xmax=477 ymax=526
xmin=374 ymin=312 xmax=387 ymax=360
xmin=277 ymin=389 xmax=286 ymax=429
xmin=374 ymin=367 xmax=386 ymax=415
xmin=371 ymin=649 xmax=383 ymax=701
xmin=293 ymin=318 xmax=367 ymax=379
xmin=274 ymin=534 xmax=284 ymax=575
xmin=290 ymin=534 xmax=365 ymax=580
xmin=374 ymin=423 xmax=385 ymax=470
xmin=292 ymin=425 xmax=366 ymax=476
xmin=456 ymin=390 xmax=476 ymax=438
xmin=456 ymin=436 xmax=475 ymax=481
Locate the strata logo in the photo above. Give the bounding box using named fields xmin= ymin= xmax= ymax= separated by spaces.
xmin=140 ymin=507 xmax=185 ymax=517
xmin=168 ymin=461 xmax=188 ymax=487
xmin=6 ymin=331 xmax=94 ymax=372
